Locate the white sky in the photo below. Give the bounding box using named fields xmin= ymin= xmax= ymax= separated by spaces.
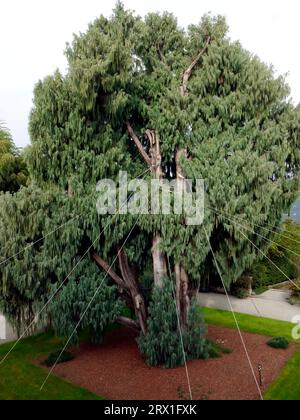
xmin=0 ymin=0 xmax=299 ymax=147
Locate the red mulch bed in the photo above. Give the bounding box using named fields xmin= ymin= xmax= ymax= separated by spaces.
xmin=44 ymin=326 xmax=297 ymax=400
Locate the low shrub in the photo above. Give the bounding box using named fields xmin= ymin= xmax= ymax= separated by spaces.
xmin=231 ymin=275 xmax=252 ymax=299
xmin=44 ymin=350 xmax=74 ymax=367
xmin=207 ymin=341 xmax=233 ymax=358
xmin=267 ymin=337 xmax=289 ymax=350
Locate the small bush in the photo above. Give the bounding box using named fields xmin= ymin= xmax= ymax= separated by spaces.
xmin=267 ymin=337 xmax=289 ymax=350
xmin=45 ymin=350 xmax=74 ymax=367
xmin=231 ymin=275 xmax=252 ymax=299
xmin=289 ymin=283 xmax=300 ymax=304
xmin=232 ymin=288 xmax=249 ymax=299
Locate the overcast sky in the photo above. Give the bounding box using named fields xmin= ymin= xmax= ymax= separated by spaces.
xmin=1 ymin=0 xmax=299 ymax=147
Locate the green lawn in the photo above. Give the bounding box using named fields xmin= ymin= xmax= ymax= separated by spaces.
xmin=203 ymin=307 xmax=300 ymax=341
xmin=203 ymin=307 xmax=300 ymax=400
xmin=0 ymin=332 xmax=102 ymax=400
xmin=264 ymin=348 xmax=300 ymax=400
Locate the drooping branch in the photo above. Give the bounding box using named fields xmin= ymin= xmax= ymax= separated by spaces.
xmin=126 ymin=121 xmax=151 ymax=166
xmin=180 ymin=36 xmax=211 ymax=97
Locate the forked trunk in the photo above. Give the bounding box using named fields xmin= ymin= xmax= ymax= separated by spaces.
xmin=126 ymin=123 xmax=168 ymax=289
xmin=118 ymin=248 xmax=148 ymax=335
xmin=93 ymin=251 xmax=147 ymax=335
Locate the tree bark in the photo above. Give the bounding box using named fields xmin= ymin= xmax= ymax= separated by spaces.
xmin=117 ymin=316 xmax=140 ymax=332
xmin=118 ymin=248 xmax=148 ymax=335
xmin=126 ymin=124 xmax=168 ymax=289
xmin=126 ymin=121 xmax=151 ymax=166
xmin=174 ymin=148 xmax=190 ymax=329
xmin=92 ymin=253 xmax=126 ymax=289
xmin=92 ymin=253 xmax=133 ymax=308
xmin=68 ymin=180 xmax=74 ymax=198
xmin=177 ymin=266 xmax=190 ymax=327
xmin=152 ymin=233 xmax=167 ymax=288
xmin=146 ymin=129 xmax=168 ymax=287
xmin=93 ymin=249 xmax=148 ymax=335
xmin=180 ymin=36 xmax=211 ymax=97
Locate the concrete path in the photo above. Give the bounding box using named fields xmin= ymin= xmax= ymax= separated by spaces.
xmin=197 ymin=289 xmax=300 ymax=323
xmin=0 ymin=314 xmax=17 ymax=343
xmin=0 ymin=314 xmax=6 ymax=341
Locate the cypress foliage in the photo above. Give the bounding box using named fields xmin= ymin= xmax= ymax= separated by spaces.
xmin=49 ymin=261 xmax=124 ymax=344
xmin=251 ymin=219 xmax=300 ymax=290
xmin=137 ymin=280 xmax=209 ymax=368
xmin=0 ymin=123 xmax=27 ymax=192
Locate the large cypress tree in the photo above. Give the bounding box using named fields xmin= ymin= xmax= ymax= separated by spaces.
xmin=0 ymin=3 xmax=299 ymax=365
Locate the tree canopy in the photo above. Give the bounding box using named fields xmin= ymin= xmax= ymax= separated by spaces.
xmin=0 ymin=3 xmax=299 ymax=366
xmin=0 ymin=123 xmax=27 ymax=193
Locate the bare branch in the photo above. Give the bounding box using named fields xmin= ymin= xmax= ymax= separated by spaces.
xmin=126 ymin=121 xmax=151 ymax=166
xmin=180 ymin=36 xmax=211 ymax=97
xmin=117 ymin=316 xmax=140 ymax=332
xmin=92 ymin=253 xmax=126 ymax=289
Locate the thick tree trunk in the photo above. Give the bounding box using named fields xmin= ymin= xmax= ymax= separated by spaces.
xmin=126 ymin=123 xmax=168 ymax=289
xmin=68 ymin=180 xmax=74 ymax=198
xmin=92 ymin=251 xmax=147 ymax=334
xmin=118 ymin=248 xmax=148 ymax=335
xmin=175 ymin=149 xmax=190 ymax=329
xmin=152 ymin=233 xmax=167 ymax=288
xmin=175 ymin=265 xmax=190 ymax=328
xmin=147 ymin=129 xmax=168 ymax=288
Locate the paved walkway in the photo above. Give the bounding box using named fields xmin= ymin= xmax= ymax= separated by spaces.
xmin=0 ymin=314 xmax=17 ymax=343
xmin=0 ymin=314 xmax=5 ymax=341
xmin=197 ymin=289 xmax=300 ymax=323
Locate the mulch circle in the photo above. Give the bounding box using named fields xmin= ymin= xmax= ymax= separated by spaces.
xmin=44 ymin=326 xmax=297 ymax=400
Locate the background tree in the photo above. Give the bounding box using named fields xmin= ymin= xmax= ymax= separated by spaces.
xmin=0 ymin=3 xmax=299 ymax=366
xmin=251 ymin=219 xmax=300 ymax=292
xmin=0 ymin=123 xmax=27 ymax=192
